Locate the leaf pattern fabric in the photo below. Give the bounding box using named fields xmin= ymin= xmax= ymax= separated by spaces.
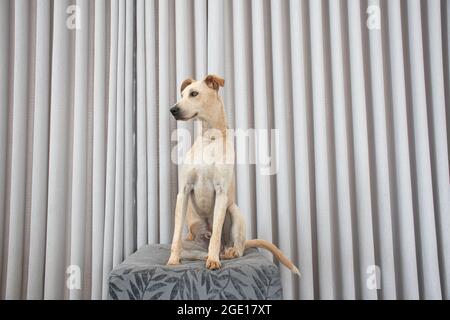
xmin=108 ymin=244 xmax=283 ymax=300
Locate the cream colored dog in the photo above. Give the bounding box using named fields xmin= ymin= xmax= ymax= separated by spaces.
xmin=167 ymin=74 xmax=299 ymax=275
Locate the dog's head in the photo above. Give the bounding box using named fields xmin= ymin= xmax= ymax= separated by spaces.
xmin=170 ymin=74 xmax=225 ymax=121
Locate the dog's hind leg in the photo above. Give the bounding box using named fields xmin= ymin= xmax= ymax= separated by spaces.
xmin=181 ymin=249 xmax=208 ymax=261
xmin=221 ymin=203 xmax=246 ymax=259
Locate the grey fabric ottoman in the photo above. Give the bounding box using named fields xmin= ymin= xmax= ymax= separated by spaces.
xmin=108 ymin=244 xmax=283 ymax=300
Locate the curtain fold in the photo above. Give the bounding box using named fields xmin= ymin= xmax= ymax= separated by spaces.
xmin=347 ymin=0 xmax=378 ymax=300
xmin=69 ymin=0 xmax=89 ymax=300
xmin=407 ymin=0 xmax=442 ymax=299
xmin=91 ymin=0 xmax=107 ymax=300
xmin=5 ymin=0 xmax=30 ymax=299
xmin=27 ymin=0 xmax=51 ymax=300
xmin=43 ymin=0 xmax=72 ymax=300
xmin=0 ymin=0 xmax=10 ymax=297
xmin=309 ymin=0 xmax=336 ymax=299
xmin=0 ymin=0 xmax=449 ymax=300
xmin=327 ymin=0 xmax=356 ymax=300
xmin=144 ymin=0 xmax=159 ymax=246
xmin=386 ymin=0 xmax=420 ymax=299
xmin=136 ymin=0 xmax=147 ymax=249
xmin=289 ymin=0 xmax=316 ymax=300
xmin=427 ymin=0 xmax=450 ymax=298
xmin=102 ymin=0 xmax=118 ymax=299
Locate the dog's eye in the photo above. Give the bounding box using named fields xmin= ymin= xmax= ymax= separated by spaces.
xmin=190 ymin=91 xmax=198 ymax=97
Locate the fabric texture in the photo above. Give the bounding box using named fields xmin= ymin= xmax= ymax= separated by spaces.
xmin=108 ymin=245 xmax=283 ymax=300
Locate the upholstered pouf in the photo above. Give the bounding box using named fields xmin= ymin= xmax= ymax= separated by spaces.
xmin=108 ymin=244 xmax=283 ymax=300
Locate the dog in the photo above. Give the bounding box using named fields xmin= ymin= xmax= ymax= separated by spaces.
xmin=167 ymin=74 xmax=300 ymax=275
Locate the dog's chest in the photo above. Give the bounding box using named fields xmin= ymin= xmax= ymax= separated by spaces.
xmin=191 ymin=173 xmax=215 ymax=216
xmin=186 ymin=137 xmax=219 ymax=165
xmin=182 ymin=138 xmax=229 ymax=216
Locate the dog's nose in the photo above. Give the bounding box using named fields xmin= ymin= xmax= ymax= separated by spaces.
xmin=170 ymin=106 xmax=180 ymax=116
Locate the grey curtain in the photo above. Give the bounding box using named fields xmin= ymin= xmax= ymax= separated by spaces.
xmin=0 ymin=0 xmax=449 ymax=300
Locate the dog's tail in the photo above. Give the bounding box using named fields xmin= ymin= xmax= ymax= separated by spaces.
xmin=244 ymin=239 xmax=301 ymax=276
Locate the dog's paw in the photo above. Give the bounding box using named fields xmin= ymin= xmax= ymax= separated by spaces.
xmin=221 ymin=247 xmax=240 ymax=259
xmin=205 ymin=257 xmax=221 ymax=270
xmin=185 ymin=232 xmax=194 ymax=241
xmin=167 ymin=256 xmax=181 ymax=266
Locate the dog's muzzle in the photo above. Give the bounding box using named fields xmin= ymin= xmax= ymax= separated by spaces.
xmin=170 ymin=105 xmax=180 ymax=118
xmin=170 ymin=105 xmax=197 ymax=120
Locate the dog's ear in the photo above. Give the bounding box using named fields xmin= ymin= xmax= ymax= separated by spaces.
xmin=180 ymin=78 xmax=194 ymax=94
xmin=204 ymin=74 xmax=225 ymax=91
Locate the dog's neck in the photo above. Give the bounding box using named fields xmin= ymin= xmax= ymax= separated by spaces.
xmin=200 ymin=98 xmax=228 ymax=140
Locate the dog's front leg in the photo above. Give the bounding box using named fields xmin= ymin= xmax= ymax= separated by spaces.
xmin=167 ymin=188 xmax=190 ymax=265
xmin=206 ymin=192 xmax=228 ymax=270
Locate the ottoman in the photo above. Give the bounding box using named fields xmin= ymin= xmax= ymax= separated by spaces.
xmin=108 ymin=244 xmax=283 ymax=300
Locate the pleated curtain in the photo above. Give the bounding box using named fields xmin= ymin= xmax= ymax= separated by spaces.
xmin=0 ymin=0 xmax=449 ymax=300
